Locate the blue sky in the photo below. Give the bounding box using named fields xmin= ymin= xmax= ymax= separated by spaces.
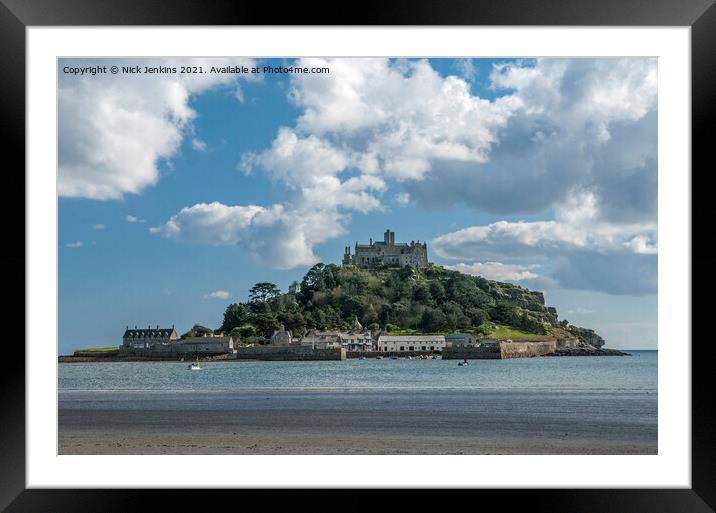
xmin=58 ymin=57 xmax=657 ymax=352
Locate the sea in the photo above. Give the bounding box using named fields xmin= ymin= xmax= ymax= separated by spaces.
xmin=59 ymin=350 xmax=657 ymax=394
xmin=59 ymin=351 xmax=658 ymax=450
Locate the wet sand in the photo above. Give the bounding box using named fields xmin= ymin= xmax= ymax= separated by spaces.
xmin=58 ymin=389 xmax=657 ymax=455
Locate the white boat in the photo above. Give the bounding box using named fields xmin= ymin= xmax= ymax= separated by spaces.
xmin=188 ymin=358 xmax=202 ymax=370
xmin=458 ymin=359 xmax=469 ymax=366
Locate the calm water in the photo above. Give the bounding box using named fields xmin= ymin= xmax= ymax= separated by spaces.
xmin=59 ymin=352 xmax=657 ymax=448
xmin=59 ymin=351 xmax=657 ymax=393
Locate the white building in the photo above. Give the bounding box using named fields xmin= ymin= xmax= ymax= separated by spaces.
xmin=377 ymin=334 xmax=446 ymax=353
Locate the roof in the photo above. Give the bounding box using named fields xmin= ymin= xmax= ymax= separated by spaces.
xmin=123 ymin=328 xmax=175 ymax=338
xmin=379 ymin=335 xmax=446 ymax=342
xmin=445 ymin=333 xmax=475 ymax=339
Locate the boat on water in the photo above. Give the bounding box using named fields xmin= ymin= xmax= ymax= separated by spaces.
xmin=458 ymin=359 xmax=469 ymax=367
xmin=376 ymin=356 xmax=384 ymax=360
xmin=188 ymin=358 xmax=202 ymax=370
xmin=390 ymin=356 xmax=398 ymax=360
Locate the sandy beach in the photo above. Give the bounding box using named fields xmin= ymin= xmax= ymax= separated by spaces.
xmin=59 ymin=388 xmax=657 ymax=455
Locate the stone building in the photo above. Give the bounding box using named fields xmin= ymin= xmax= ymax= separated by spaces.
xmin=342 ymin=229 xmax=428 ymax=268
xmin=298 ymin=330 xmax=342 ymax=349
xmin=269 ymin=325 xmax=293 ymax=346
xmin=122 ymin=324 xmax=178 ymax=350
xmin=299 ymin=329 xmax=375 ymax=351
xmin=445 ymin=333 xmax=477 ymax=347
xmin=172 ymin=335 xmax=235 ymax=355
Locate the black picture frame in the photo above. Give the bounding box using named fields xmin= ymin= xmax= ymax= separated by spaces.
xmin=2 ymin=0 xmax=713 ymax=511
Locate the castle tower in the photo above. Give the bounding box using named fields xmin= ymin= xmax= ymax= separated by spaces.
xmin=384 ymin=229 xmax=395 ymax=246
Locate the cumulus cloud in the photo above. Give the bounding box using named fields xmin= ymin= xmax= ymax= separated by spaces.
xmin=444 ymin=261 xmax=540 ymax=282
xmin=92 ymin=224 xmax=106 ymax=230
xmin=65 ymin=241 xmax=83 ymax=248
xmin=126 ymin=215 xmax=145 ymax=223
xmin=203 ymin=290 xmax=230 ymax=300
xmin=432 ymin=192 xmax=657 ymax=295
xmin=58 ymin=58 xmax=257 ymax=200
xmin=406 ymin=58 xmax=657 ymax=223
xmin=148 ymin=57 xmax=657 ymax=290
xmin=150 ymin=201 xmax=349 ymax=269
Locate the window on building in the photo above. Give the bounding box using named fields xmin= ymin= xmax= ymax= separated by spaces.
xmin=400 ymin=346 xmax=405 ymax=351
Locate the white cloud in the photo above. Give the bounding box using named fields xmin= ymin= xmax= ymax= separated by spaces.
xmin=432 ymin=192 xmax=657 ymax=295
xmin=191 ymin=138 xmax=207 ymax=152
xmin=150 ymin=57 xmax=657 ymax=284
xmin=432 ymin=191 xmax=657 ymax=262
xmin=58 ymin=58 xmax=257 ymax=200
xmin=92 ymin=224 xmax=106 ymax=230
xmin=395 ymin=192 xmax=410 ymax=206
xmin=150 ymin=201 xmax=348 ymax=269
xmin=203 ymin=290 xmax=230 ymax=300
xmin=455 ymin=59 xmax=477 ymax=82
xmin=445 ymin=261 xmax=540 ymax=282
xmin=65 ymin=241 xmax=83 ymax=248
xmin=126 ymin=215 xmax=145 ymax=223
xmin=234 ymin=85 xmax=245 ymax=103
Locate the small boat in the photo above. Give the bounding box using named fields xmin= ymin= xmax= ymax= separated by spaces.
xmin=376 ymin=356 xmax=384 ymax=360
xmin=359 ymin=356 xmax=366 ymax=360
xmin=458 ymin=359 xmax=469 ymax=366
xmin=188 ymin=358 xmax=202 ymax=370
xmin=390 ymin=356 xmax=398 ymax=360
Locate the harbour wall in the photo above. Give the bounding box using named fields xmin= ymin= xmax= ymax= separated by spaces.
xmin=234 ymin=346 xmax=346 ymax=361
xmin=443 ymin=339 xmax=574 ymax=360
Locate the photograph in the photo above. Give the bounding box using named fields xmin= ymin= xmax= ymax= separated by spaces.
xmin=57 ymin=56 xmax=659 ymax=456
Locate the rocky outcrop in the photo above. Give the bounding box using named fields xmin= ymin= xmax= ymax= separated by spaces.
xmin=567 ymin=326 xmax=605 ymax=348
xmin=547 ymin=347 xmax=630 ymax=356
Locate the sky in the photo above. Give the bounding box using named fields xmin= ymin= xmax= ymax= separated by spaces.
xmin=58 ymin=57 xmax=658 ymax=353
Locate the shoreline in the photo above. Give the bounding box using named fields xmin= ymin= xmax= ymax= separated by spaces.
xmin=58 ymin=348 xmax=636 ymax=363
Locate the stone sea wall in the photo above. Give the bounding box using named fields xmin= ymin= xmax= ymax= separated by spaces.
xmin=444 ymin=340 xmax=560 ymax=360
xmin=234 ymin=346 xmax=346 ymax=361
xmin=498 ymin=341 xmax=557 ymax=359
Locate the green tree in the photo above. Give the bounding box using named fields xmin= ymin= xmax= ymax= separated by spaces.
xmin=220 ymin=303 xmax=250 ymax=332
xmin=249 ymin=282 xmax=281 ymax=304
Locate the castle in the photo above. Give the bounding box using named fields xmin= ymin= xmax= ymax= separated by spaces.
xmin=342 ymin=229 xmax=429 ymax=268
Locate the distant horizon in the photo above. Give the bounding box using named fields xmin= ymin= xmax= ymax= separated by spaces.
xmin=59 ymin=57 xmax=658 ymax=353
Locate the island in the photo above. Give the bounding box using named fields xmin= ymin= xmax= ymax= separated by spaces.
xmin=61 ymin=228 xmax=628 ymax=362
